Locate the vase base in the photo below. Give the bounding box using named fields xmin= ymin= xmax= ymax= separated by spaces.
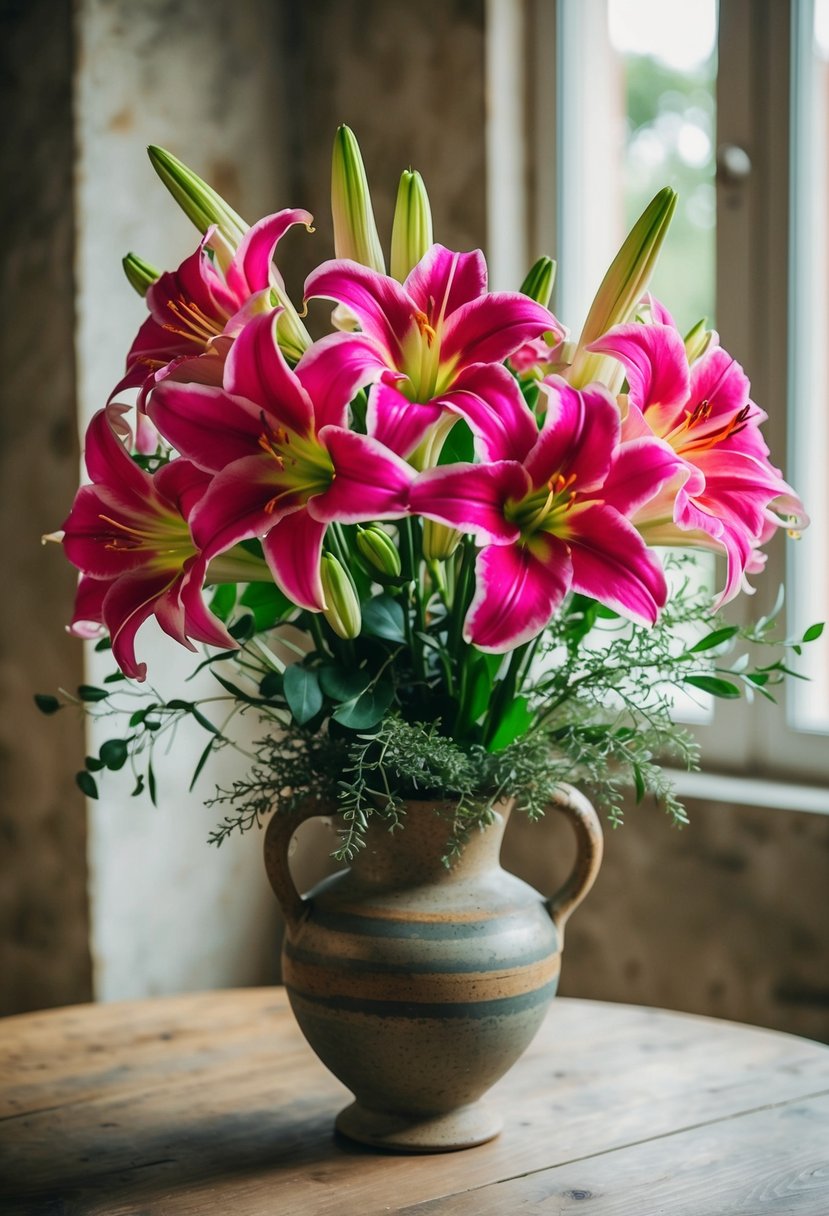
xmin=335 ymin=1099 xmax=503 ymax=1153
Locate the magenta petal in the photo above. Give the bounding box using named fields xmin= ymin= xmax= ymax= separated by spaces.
xmin=148 ymin=381 xmax=264 ymax=472
xmin=588 ymin=323 xmax=690 ymax=432
xmin=224 ymin=209 xmax=313 ymax=298
xmin=567 ymin=505 xmax=667 ymax=625
xmin=527 ymin=380 xmax=619 ymax=492
xmin=367 ymin=381 xmax=443 ymax=457
xmin=179 ymin=558 xmax=237 ymax=649
xmin=190 ymin=454 xmax=300 ymax=557
xmin=440 ymin=292 xmax=562 ymax=369
xmin=263 ymin=511 xmax=326 ymax=611
xmin=68 ymin=575 xmax=109 ymax=638
xmin=84 ymin=407 xmax=151 ymax=496
xmin=410 ymin=462 xmax=528 ymax=543
xmin=304 ymin=259 xmax=417 ymax=363
xmin=439 ymin=363 xmax=539 ymax=463
xmin=223 ymin=311 xmax=314 ymax=436
xmin=600 ymin=437 xmax=688 ymax=517
xmin=295 ymin=331 xmax=386 ymax=430
xmin=154 ymin=458 xmax=214 ymax=521
xmin=464 ymin=536 xmax=572 ymax=652
xmin=102 ymin=569 xmax=181 ymax=681
xmin=309 ymin=428 xmax=415 ymax=523
xmin=403 ymin=245 xmax=487 ymax=320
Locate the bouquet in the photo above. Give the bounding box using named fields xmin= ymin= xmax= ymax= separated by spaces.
xmin=41 ymin=127 xmax=815 ymax=859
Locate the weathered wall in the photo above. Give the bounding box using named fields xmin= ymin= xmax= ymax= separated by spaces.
xmin=0 ymin=0 xmax=92 ymax=1014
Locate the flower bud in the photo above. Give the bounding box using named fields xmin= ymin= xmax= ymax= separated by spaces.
xmin=519 ymin=256 xmax=556 ymax=307
xmin=122 ymin=252 xmax=161 ymax=297
xmin=331 ymin=125 xmax=385 ymax=273
xmin=356 ymin=526 xmax=402 ymax=580
xmin=390 ymin=169 xmax=433 ymax=281
xmin=320 ymin=553 xmax=362 ymax=639
xmin=147 ymin=145 xmax=248 ymax=248
xmin=684 ymin=318 xmax=714 ymax=364
xmin=569 ymin=187 xmax=676 ymax=391
xmin=422 ymin=519 xmax=461 ymax=561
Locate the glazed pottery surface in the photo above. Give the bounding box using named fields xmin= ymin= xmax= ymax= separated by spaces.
xmin=264 ymin=787 xmax=602 ymax=1151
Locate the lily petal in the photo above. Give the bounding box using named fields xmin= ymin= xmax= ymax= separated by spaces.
xmin=410 ymin=461 xmax=528 ymax=544
xmin=464 ymin=536 xmax=572 ymax=652
xmin=308 ymin=428 xmax=415 ymax=523
xmin=263 ymin=510 xmax=326 ymax=611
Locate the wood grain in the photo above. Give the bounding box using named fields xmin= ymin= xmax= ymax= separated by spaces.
xmin=0 ymin=990 xmax=827 ymax=1215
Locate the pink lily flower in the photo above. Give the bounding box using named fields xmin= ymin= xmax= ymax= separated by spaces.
xmin=112 ymin=209 xmax=313 ymax=452
xmin=148 ymin=310 xmax=415 ymax=612
xmin=61 ymin=407 xmax=234 ymax=681
xmin=304 ymin=244 xmax=564 ymax=460
xmin=410 ymin=378 xmax=682 ymax=652
xmin=587 ymin=312 xmax=808 ymax=604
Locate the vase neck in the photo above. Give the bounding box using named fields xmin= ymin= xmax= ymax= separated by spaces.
xmin=349 ymin=800 xmax=512 ymax=887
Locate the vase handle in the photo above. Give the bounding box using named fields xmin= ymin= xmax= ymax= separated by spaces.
xmin=545 ymin=785 xmax=604 ymax=945
xmin=263 ymin=798 xmax=338 ymax=932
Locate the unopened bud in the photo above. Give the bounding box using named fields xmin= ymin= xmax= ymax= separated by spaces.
xmin=684 ymin=318 xmax=714 ymax=363
xmin=122 ymin=252 xmax=161 ymax=297
xmin=331 ymin=126 xmax=385 ymax=273
xmin=422 ymin=519 xmax=461 ymax=561
xmin=147 ymin=145 xmax=248 ymax=250
xmin=390 ymin=169 xmax=433 ymax=281
xmin=519 ymin=256 xmax=556 ymax=307
xmin=320 ymin=553 xmax=362 ymax=639
xmin=356 ymin=526 xmax=402 ymax=580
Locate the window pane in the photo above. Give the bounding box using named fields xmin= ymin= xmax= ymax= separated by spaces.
xmin=788 ymin=0 xmax=829 ymax=733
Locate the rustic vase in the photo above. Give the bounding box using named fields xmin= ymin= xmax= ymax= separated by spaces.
xmin=263 ymin=786 xmax=603 ymax=1152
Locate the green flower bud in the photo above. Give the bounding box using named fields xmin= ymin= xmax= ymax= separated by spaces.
xmin=422 ymin=519 xmax=461 ymax=561
xmin=147 ymin=145 xmax=248 ymax=248
xmin=684 ymin=318 xmax=714 ymax=363
xmin=390 ymin=169 xmax=433 ymax=281
xmin=519 ymin=256 xmax=556 ymax=307
xmin=122 ymin=252 xmax=161 ymax=297
xmin=568 ymin=187 xmax=677 ymax=391
xmin=356 ymin=526 xmax=402 ymax=580
xmin=331 ymin=126 xmax=385 ymax=273
xmin=320 ymin=553 xmax=362 ymax=640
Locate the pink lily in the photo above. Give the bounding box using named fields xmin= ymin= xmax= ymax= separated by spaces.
xmin=304 ymin=244 xmax=564 ymax=460
xmin=61 ymin=407 xmax=234 ymax=681
xmin=410 ymin=378 xmax=682 ymax=652
xmin=112 ymin=209 xmax=313 ymax=451
xmin=148 ymin=310 xmax=415 ymax=612
xmin=587 ymin=312 xmax=808 ymax=603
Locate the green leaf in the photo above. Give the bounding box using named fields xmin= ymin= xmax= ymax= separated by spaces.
xmin=228 ymin=613 xmax=255 ymax=642
xmin=283 ymin=666 xmax=323 ymax=725
xmin=94 ymin=636 xmax=112 ymax=652
xmin=34 ymin=694 xmax=60 ymax=715
xmin=467 ymin=658 xmax=495 ymax=725
xmin=76 ymin=771 xmax=98 ymax=799
xmin=129 ymin=708 xmax=150 ymax=727
xmin=684 ymin=625 xmax=739 ymax=655
xmin=186 ymin=649 xmax=240 ymax=679
xmin=437 ymin=419 xmax=474 ymax=465
xmin=85 ymin=755 xmax=104 ymax=772
xmin=361 ymin=595 xmax=406 ymax=642
xmin=211 ymin=672 xmax=264 ymax=706
xmin=166 ymin=698 xmax=193 ymax=711
xmin=191 ymin=707 xmax=221 ymax=736
xmin=77 ymin=684 xmax=109 ymax=703
xmin=99 ymin=739 xmax=130 ymax=770
xmin=632 ymin=763 xmax=646 ymax=803
xmin=319 ymin=666 xmax=371 ymax=702
xmin=332 ymin=679 xmax=394 ymax=729
xmin=147 ymin=762 xmax=157 ymax=806
xmin=209 ymin=583 xmax=237 ymax=623
xmin=802 ymin=622 xmax=825 ymax=643
xmin=684 ymin=675 xmax=742 ymax=698
xmin=259 ymin=671 xmax=284 ymax=699
xmin=103 ymin=670 xmax=127 ymax=684
xmin=239 ymin=582 xmax=292 ymax=631
xmin=131 ymin=775 xmax=145 ymax=797
xmin=189 ymin=737 xmax=216 ymax=792
xmin=487 ymin=697 xmax=534 ymax=751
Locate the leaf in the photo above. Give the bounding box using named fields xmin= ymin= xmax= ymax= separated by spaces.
xmin=361 ymin=595 xmax=406 ymax=642
xmin=437 ymin=419 xmax=474 ymax=464
xmin=467 ymin=658 xmax=495 ymax=725
xmin=99 ymin=739 xmax=130 ymax=771
xmin=189 ymin=736 xmax=216 ymax=792
xmin=211 ymin=671 xmax=264 ymax=706
xmin=103 ymin=670 xmax=127 ymax=684
xmin=319 ymin=666 xmax=371 ymax=702
xmin=803 ymin=622 xmax=825 ymax=643
xmin=76 ymin=770 xmax=98 ymax=799
xmin=186 ymin=649 xmax=241 ymax=679
xmin=239 ymin=582 xmax=292 ymax=631
xmin=259 ymin=671 xmax=284 ymax=699
xmin=632 ymin=763 xmax=646 ymax=803
xmin=147 ymin=762 xmax=157 ymax=806
xmin=684 ymin=675 xmax=742 ymax=698
xmin=283 ymin=666 xmax=323 ymax=725
xmin=94 ymin=636 xmax=112 ymax=652
xmin=209 ymin=583 xmax=237 ymax=623
xmin=684 ymin=625 xmax=739 ymax=655
xmin=129 ymin=708 xmax=150 ymax=727
xmin=332 ymin=679 xmax=395 ymax=729
xmin=228 ymin=613 xmax=255 ymax=642
xmin=131 ymin=775 xmax=145 ymax=797
xmin=85 ymin=755 xmax=104 ymax=772
xmin=77 ymin=684 xmax=109 ymax=703
xmin=191 ymin=707 xmax=221 ymax=736
xmin=34 ymin=694 xmax=61 ymax=715
xmin=487 ymin=696 xmax=534 ymax=751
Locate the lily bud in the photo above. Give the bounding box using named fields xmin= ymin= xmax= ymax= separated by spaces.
xmin=519 ymin=256 xmax=556 ymax=307
xmin=684 ymin=318 xmax=714 ymax=363
xmin=422 ymin=519 xmax=461 ymax=561
xmin=122 ymin=252 xmax=161 ymax=297
xmin=568 ymin=187 xmax=677 ymax=390
xmin=273 ymin=292 xmax=313 ymax=361
xmin=390 ymin=169 xmax=433 ymax=281
xmin=356 ymin=526 xmax=402 ymax=580
xmin=331 ymin=125 xmax=385 ymax=273
xmin=320 ymin=553 xmax=362 ymax=640
xmin=147 ymin=145 xmax=248 ymax=250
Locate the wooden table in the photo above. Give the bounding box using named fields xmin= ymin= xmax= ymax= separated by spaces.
xmin=1 ymin=989 xmax=828 ymax=1215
